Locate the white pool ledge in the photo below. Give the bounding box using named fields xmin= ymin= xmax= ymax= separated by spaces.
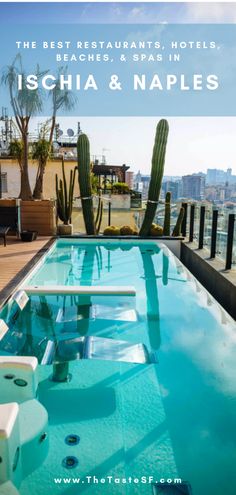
xmin=24 ymin=285 xmax=136 ymax=296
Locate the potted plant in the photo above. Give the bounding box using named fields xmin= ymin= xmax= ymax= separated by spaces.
xmin=55 ymin=158 xmax=77 ymax=235
xmin=20 ymin=230 xmax=38 ymax=242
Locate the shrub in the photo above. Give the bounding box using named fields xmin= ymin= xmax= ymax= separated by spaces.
xmin=150 ymin=223 xmax=163 ymax=237
xmin=120 ymin=225 xmax=134 ymax=235
xmin=111 ymin=182 xmax=130 ymax=194
xmin=103 ymin=226 xmax=121 ymax=236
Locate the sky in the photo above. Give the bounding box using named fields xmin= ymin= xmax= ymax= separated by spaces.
xmin=1 ymin=2 xmax=236 ymax=176
xmin=1 ymin=3 xmax=236 ymax=24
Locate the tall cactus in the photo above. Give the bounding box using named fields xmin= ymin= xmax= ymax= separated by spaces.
xmin=163 ymin=191 xmax=171 ymax=236
xmin=77 ymin=133 xmax=96 ymax=234
xmin=172 ymin=207 xmax=185 ymax=237
xmin=55 ymin=158 xmax=76 ymax=224
xmin=140 ymin=119 xmax=169 ymax=236
xmin=95 ymin=195 xmax=103 ymax=234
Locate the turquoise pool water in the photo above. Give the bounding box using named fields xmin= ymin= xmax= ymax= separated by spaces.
xmin=0 ymin=239 xmax=236 ymax=495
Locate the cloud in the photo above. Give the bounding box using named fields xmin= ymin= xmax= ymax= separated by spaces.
xmin=109 ymin=5 xmax=123 ymax=18
xmin=185 ymin=3 xmax=236 ymax=23
xmin=129 ymin=6 xmax=148 ymax=20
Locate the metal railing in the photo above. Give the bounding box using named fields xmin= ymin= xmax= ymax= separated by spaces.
xmin=135 ymin=201 xmax=236 ymax=270
xmin=182 ymin=202 xmax=236 ymax=270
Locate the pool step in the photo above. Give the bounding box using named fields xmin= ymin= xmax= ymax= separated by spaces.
xmin=41 ymin=335 xmax=157 ymax=370
xmin=56 ymin=304 xmax=138 ymax=324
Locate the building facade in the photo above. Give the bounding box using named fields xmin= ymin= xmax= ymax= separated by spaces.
xmin=182 ymin=174 xmax=205 ymax=200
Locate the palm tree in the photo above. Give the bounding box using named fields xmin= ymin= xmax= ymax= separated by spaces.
xmin=31 ymin=122 xmax=52 ymax=198
xmin=1 ymin=55 xmax=47 ymax=200
xmin=33 ymin=67 xmax=77 ymax=199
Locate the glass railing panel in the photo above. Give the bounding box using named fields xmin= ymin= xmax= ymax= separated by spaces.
xmin=204 ymin=206 xmax=213 ymax=250
xmin=193 ymin=204 xmax=200 ymax=244
xmin=215 ymin=208 xmax=229 ymax=263
xmin=232 ymin=220 xmax=236 ymax=267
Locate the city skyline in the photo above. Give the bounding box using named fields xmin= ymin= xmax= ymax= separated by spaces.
xmin=32 ymin=116 xmax=236 ymax=176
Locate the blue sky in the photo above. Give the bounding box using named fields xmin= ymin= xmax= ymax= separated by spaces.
xmin=1 ymin=2 xmax=236 ymax=175
xmin=0 ymin=3 xmax=236 ymax=24
xmin=0 ymin=21 xmax=235 ymax=117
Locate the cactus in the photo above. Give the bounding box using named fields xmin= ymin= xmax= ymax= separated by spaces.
xmin=150 ymin=223 xmax=163 ymax=237
xmin=95 ymin=195 xmax=103 ymax=234
xmin=55 ymin=158 xmax=76 ymax=225
xmin=140 ymin=119 xmax=169 ymax=236
xmin=103 ymin=226 xmax=120 ymax=236
xmin=172 ymin=207 xmax=185 ymax=237
xmin=77 ymin=133 xmax=96 ymax=234
xmin=163 ymin=191 xmax=171 ymax=236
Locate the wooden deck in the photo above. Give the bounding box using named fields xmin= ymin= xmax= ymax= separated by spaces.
xmin=0 ymin=236 xmax=52 ymax=298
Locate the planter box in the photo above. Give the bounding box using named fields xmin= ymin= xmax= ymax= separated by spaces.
xmin=57 ymin=224 xmax=73 ymax=236
xmin=0 ymin=199 xmax=19 ymax=207
xmin=0 ymin=199 xmax=57 ymax=236
xmin=21 ymin=200 xmax=57 ymax=236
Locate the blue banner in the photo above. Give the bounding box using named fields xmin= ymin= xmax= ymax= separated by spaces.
xmin=0 ymin=23 xmax=236 ymax=116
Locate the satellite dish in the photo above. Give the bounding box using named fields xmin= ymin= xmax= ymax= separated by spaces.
xmin=67 ymin=128 xmax=74 ymax=137
xmin=58 ymin=129 xmax=63 ymax=137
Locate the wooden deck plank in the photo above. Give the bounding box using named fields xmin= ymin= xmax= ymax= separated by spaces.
xmin=0 ymin=236 xmax=52 ymax=293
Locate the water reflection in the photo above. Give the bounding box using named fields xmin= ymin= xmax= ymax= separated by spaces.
xmin=139 ymin=248 xmax=162 ymax=350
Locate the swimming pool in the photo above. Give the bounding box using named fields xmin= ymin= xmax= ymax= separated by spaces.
xmin=0 ymin=239 xmax=236 ymax=495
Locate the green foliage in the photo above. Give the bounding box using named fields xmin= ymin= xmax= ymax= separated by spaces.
xmin=103 ymin=226 xmax=120 ymax=236
xmin=55 ymin=158 xmax=76 ymax=225
xmin=150 ymin=223 xmax=163 ymax=237
xmin=140 ymin=119 xmax=169 ymax=236
xmin=120 ymin=225 xmax=135 ymax=235
xmin=50 ymin=66 xmax=77 ymax=115
xmin=1 ymin=55 xmax=47 ymax=118
xmin=90 ymin=172 xmax=99 ymax=195
xmin=111 ymin=182 xmax=130 ymax=194
xmin=9 ymin=139 xmax=24 ymax=162
xmin=172 ymin=207 xmax=185 ymax=237
xmin=31 ymin=139 xmax=51 ymax=163
xmin=163 ymin=191 xmax=171 ymax=236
